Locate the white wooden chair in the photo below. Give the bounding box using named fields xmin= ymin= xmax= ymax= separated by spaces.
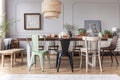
xmin=80 ymin=36 xmax=102 ymax=72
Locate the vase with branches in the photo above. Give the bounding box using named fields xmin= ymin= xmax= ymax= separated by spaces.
xmin=64 ymin=24 xmax=75 ymax=37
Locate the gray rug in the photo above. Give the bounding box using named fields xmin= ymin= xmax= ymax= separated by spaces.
xmin=1 ymin=74 xmax=120 ymax=80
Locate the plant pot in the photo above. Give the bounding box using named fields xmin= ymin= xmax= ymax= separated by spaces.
xmin=104 ymin=34 xmax=112 ymax=38
xmin=79 ymin=33 xmax=87 ymax=36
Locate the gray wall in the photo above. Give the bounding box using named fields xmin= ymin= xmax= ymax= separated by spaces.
xmin=6 ymin=0 xmax=120 ymax=38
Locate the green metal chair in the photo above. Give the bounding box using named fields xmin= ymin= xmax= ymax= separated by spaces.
xmin=29 ymin=34 xmax=50 ymax=72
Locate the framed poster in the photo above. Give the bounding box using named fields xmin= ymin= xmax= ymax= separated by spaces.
xmin=84 ymin=20 xmax=101 ymax=32
xmin=24 ymin=13 xmax=41 ymax=30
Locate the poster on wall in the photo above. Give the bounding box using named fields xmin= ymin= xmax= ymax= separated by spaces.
xmin=24 ymin=13 xmax=41 ymax=30
xmin=84 ymin=20 xmax=101 ymax=33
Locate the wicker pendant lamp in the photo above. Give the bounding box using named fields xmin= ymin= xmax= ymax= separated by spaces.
xmin=42 ymin=0 xmax=62 ymax=18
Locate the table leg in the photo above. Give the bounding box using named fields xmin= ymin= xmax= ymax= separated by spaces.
xmin=21 ymin=50 xmax=23 ymax=64
xmin=92 ymin=53 xmax=96 ymax=67
xmin=27 ymin=43 xmax=31 ymax=67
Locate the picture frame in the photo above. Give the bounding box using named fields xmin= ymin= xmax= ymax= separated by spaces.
xmin=24 ymin=13 xmax=41 ymax=30
xmin=84 ymin=20 xmax=101 ymax=32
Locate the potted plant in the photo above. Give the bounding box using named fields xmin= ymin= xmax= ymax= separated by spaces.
xmin=64 ymin=24 xmax=75 ymax=37
xmin=78 ymin=28 xmax=87 ymax=36
xmin=0 ymin=19 xmax=15 ymax=37
xmin=0 ymin=19 xmax=13 ymax=50
xmin=104 ymin=30 xmax=112 ymax=38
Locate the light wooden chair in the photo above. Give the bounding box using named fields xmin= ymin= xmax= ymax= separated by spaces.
xmin=80 ymin=36 xmax=102 ymax=72
xmin=28 ymin=34 xmax=50 ymax=72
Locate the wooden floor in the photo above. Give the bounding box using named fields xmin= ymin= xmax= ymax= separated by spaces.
xmin=0 ymin=54 xmax=120 ymax=76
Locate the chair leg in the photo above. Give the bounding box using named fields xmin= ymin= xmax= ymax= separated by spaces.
xmin=80 ymin=51 xmax=83 ymax=68
xmin=29 ymin=55 xmax=35 ymax=71
xmin=101 ymin=50 xmax=104 ymax=65
xmin=57 ymin=55 xmax=62 ymax=72
xmin=86 ymin=52 xmax=88 ymax=72
xmin=113 ymin=51 xmax=119 ymax=65
xmin=92 ymin=53 xmax=96 ymax=67
xmin=34 ymin=55 xmax=37 ymax=67
xmin=110 ymin=51 xmax=113 ymax=64
xmin=69 ymin=53 xmax=74 ymax=72
xmin=46 ymin=53 xmax=51 ymax=68
xmin=98 ymin=52 xmax=102 ymax=72
xmin=56 ymin=53 xmax=59 ymax=68
xmin=40 ymin=55 xmax=44 ymax=72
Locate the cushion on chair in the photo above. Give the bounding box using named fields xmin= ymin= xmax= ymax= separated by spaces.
xmin=101 ymin=46 xmax=115 ymax=50
xmin=4 ymin=38 xmax=19 ymax=50
xmin=4 ymin=38 xmax=13 ymax=50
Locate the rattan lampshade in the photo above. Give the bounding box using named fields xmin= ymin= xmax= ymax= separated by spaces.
xmin=42 ymin=0 xmax=62 ymax=18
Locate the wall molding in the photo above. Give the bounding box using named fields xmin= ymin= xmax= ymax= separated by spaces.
xmin=72 ymin=1 xmax=120 ymax=31
xmin=14 ymin=1 xmax=42 ymax=34
xmin=8 ymin=0 xmax=120 ymax=37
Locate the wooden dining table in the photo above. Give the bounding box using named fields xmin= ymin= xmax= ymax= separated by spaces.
xmin=18 ymin=37 xmax=107 ymax=41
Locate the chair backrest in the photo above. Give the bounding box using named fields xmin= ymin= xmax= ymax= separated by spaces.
xmin=109 ymin=36 xmax=118 ymax=49
xmin=10 ymin=39 xmax=19 ymax=49
xmin=32 ymin=34 xmax=39 ymax=51
xmin=60 ymin=38 xmax=70 ymax=53
xmin=82 ymin=36 xmax=101 ymax=51
xmin=4 ymin=38 xmax=13 ymax=50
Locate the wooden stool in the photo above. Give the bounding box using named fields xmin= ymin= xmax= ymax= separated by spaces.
xmin=0 ymin=48 xmax=24 ymax=67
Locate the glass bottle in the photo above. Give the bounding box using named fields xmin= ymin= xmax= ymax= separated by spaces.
xmin=87 ymin=24 xmax=93 ymax=36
